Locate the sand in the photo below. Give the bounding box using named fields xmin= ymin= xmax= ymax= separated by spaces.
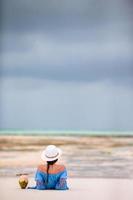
xmin=1 ymin=136 xmax=133 ymax=199
xmin=0 ymin=177 xmax=133 ymax=200
xmin=1 ymin=135 xmax=133 ymax=178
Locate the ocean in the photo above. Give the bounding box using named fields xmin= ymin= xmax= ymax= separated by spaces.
xmin=0 ymin=129 xmax=133 ymax=136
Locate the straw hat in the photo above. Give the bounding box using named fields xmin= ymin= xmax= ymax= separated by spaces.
xmin=41 ymin=145 xmax=62 ymax=162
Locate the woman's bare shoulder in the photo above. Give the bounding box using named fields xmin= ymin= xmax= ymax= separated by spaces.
xmin=37 ymin=164 xmax=47 ymax=172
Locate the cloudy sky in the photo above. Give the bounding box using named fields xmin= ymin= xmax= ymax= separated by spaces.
xmin=0 ymin=0 xmax=133 ymax=131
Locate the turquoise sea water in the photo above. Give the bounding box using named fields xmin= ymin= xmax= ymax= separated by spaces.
xmin=0 ymin=129 xmax=133 ymax=136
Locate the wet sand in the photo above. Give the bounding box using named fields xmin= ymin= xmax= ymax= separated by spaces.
xmin=1 ymin=177 xmax=133 ymax=200
xmin=0 ymin=135 xmax=133 ymax=178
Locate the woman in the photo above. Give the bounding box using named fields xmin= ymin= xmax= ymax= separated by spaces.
xmin=28 ymin=145 xmax=69 ymax=190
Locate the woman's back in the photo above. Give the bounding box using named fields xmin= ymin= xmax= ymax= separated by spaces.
xmin=35 ymin=163 xmax=68 ymax=190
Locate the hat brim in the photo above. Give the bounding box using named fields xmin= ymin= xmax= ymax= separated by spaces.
xmin=41 ymin=148 xmax=62 ymax=162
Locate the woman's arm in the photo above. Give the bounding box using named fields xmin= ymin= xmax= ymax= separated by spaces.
xmin=55 ymin=170 xmax=69 ymax=190
xmin=28 ymin=170 xmax=46 ymax=190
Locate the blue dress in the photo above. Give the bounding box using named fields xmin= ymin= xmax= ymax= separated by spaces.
xmin=28 ymin=164 xmax=69 ymax=190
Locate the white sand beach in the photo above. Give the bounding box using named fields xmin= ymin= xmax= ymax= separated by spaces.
xmin=0 ymin=177 xmax=133 ymax=200
xmin=0 ymin=136 xmax=133 ymax=200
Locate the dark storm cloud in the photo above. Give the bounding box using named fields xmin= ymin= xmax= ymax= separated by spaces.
xmin=1 ymin=0 xmax=133 ymax=85
xmin=1 ymin=0 xmax=133 ymax=32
